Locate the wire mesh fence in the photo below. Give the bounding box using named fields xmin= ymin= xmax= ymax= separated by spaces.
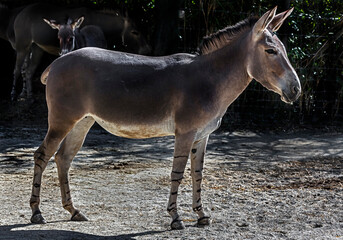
xmin=177 ymin=0 xmax=343 ymax=130
xmin=0 ymin=0 xmax=342 ymax=130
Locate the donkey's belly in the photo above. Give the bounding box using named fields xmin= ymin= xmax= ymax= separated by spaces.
xmin=37 ymin=44 xmax=60 ymax=56
xmin=91 ymin=115 xmax=175 ymax=139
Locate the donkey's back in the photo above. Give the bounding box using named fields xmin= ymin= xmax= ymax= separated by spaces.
xmin=78 ymin=25 xmax=107 ymax=49
xmin=44 ymin=48 xmax=199 ymax=138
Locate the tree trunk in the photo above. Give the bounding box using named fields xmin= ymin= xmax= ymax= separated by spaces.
xmin=153 ymin=0 xmax=183 ymax=56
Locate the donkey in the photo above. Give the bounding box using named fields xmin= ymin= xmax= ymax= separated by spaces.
xmin=11 ymin=2 xmax=151 ymax=101
xmin=44 ymin=17 xmax=107 ymax=55
xmin=0 ymin=4 xmax=34 ymax=97
xmin=30 ymin=7 xmax=301 ymax=230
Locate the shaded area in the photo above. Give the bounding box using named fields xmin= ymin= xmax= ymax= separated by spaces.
xmin=0 ymin=224 xmax=165 ymax=240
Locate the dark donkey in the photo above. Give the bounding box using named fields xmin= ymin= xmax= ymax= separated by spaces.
xmin=44 ymin=16 xmax=107 ymax=55
xmin=0 ymin=4 xmax=34 ymax=85
xmin=11 ymin=3 xmax=151 ymax=100
xmin=31 ymin=7 xmax=301 ymax=230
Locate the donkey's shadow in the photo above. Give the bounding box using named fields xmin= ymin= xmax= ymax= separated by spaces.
xmin=0 ymin=223 xmax=166 ymax=240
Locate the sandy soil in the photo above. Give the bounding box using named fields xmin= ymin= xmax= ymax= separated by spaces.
xmin=0 ymin=123 xmax=342 ymax=239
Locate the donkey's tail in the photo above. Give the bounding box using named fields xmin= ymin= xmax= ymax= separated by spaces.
xmin=40 ymin=64 xmax=52 ymax=85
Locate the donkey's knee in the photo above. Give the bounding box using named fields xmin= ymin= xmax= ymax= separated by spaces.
xmin=33 ymin=146 xmax=50 ymax=175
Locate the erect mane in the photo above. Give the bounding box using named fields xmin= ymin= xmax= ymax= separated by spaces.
xmin=198 ymin=16 xmax=259 ymax=55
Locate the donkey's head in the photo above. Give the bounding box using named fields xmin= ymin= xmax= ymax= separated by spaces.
xmin=44 ymin=17 xmax=84 ymax=55
xmin=121 ymin=13 xmax=151 ymax=55
xmin=246 ymin=7 xmax=301 ymax=103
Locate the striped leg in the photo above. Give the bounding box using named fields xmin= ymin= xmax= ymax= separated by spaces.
xmin=18 ymin=54 xmax=30 ymax=99
xmin=191 ymin=136 xmax=211 ymax=226
xmin=167 ymin=132 xmax=195 ymax=230
xmin=54 ymin=117 xmax=94 ymax=221
xmin=11 ymin=51 xmax=27 ymax=101
xmin=30 ymin=125 xmax=73 ymax=224
xmin=20 ymin=45 xmax=45 ymax=100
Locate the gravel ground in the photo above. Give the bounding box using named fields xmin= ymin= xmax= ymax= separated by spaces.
xmin=0 ymin=124 xmax=342 ymax=239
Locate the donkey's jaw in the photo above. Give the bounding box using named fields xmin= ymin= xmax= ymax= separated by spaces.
xmin=281 ymin=94 xmax=293 ymax=104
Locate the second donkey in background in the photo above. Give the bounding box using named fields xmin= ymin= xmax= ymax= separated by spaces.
xmin=10 ymin=3 xmax=152 ymax=100
xmin=44 ymin=16 xmax=107 ymax=55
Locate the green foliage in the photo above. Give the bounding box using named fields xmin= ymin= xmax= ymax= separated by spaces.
xmin=287 ymin=0 xmax=343 ymax=125
xmin=184 ymin=0 xmax=343 ymax=128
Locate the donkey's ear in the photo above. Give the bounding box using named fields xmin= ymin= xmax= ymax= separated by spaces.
xmin=268 ymin=7 xmax=293 ymax=32
xmin=43 ymin=18 xmax=60 ymax=30
xmin=72 ymin=16 xmax=84 ymax=30
xmin=253 ymin=6 xmax=277 ymax=35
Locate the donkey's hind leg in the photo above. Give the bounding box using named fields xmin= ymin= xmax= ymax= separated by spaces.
xmin=11 ymin=50 xmax=27 ymax=101
xmin=20 ymin=45 xmax=45 ymax=100
xmin=30 ymin=123 xmax=75 ymax=224
xmin=54 ymin=116 xmax=95 ymax=221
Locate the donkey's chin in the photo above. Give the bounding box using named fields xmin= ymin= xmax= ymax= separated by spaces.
xmin=281 ymin=92 xmax=295 ymax=104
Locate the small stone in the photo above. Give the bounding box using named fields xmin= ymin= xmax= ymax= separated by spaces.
xmin=312 ymin=223 xmax=323 ymax=228
xmin=236 ymin=222 xmax=249 ymax=228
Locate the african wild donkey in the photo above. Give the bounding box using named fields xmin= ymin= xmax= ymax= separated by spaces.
xmin=11 ymin=3 xmax=151 ymax=101
xmin=0 ymin=4 xmax=33 ymax=95
xmin=31 ymin=7 xmax=301 ymax=230
xmin=44 ymin=16 xmax=107 ymax=55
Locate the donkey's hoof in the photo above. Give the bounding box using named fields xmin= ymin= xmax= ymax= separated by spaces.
xmin=19 ymin=91 xmax=26 ymax=99
xmin=30 ymin=213 xmax=47 ymax=224
xmin=197 ymin=216 xmax=211 ymax=226
xmin=11 ymin=94 xmax=17 ymax=102
xmin=71 ymin=211 xmax=88 ymax=221
xmin=171 ymin=219 xmax=185 ymax=230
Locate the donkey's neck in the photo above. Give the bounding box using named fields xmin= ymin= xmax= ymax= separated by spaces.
xmin=197 ymin=30 xmax=253 ymax=109
xmin=74 ymin=29 xmax=85 ymax=50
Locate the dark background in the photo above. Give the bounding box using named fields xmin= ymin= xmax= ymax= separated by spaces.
xmin=1 ymin=0 xmax=342 ymax=131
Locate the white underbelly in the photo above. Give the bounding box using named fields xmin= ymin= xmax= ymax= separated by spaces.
xmin=90 ymin=115 xmax=175 ymax=139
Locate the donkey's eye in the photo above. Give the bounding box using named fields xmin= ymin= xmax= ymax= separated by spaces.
xmin=265 ymin=49 xmax=277 ymax=55
xmin=131 ymin=30 xmax=139 ymax=36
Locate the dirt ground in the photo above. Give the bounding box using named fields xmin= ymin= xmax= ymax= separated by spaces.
xmin=0 ymin=115 xmax=343 ymax=239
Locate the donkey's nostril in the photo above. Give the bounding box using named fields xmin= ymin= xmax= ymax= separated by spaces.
xmin=292 ymin=85 xmax=300 ymax=95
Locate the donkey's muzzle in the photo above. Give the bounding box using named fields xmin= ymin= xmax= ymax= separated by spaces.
xmin=291 ymin=84 xmax=301 ymax=97
xmin=282 ymin=81 xmax=301 ymax=104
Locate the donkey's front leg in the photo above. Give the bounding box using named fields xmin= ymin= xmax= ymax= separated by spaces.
xmin=167 ymin=132 xmax=195 ymax=230
xmin=191 ymin=136 xmax=211 ymax=226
